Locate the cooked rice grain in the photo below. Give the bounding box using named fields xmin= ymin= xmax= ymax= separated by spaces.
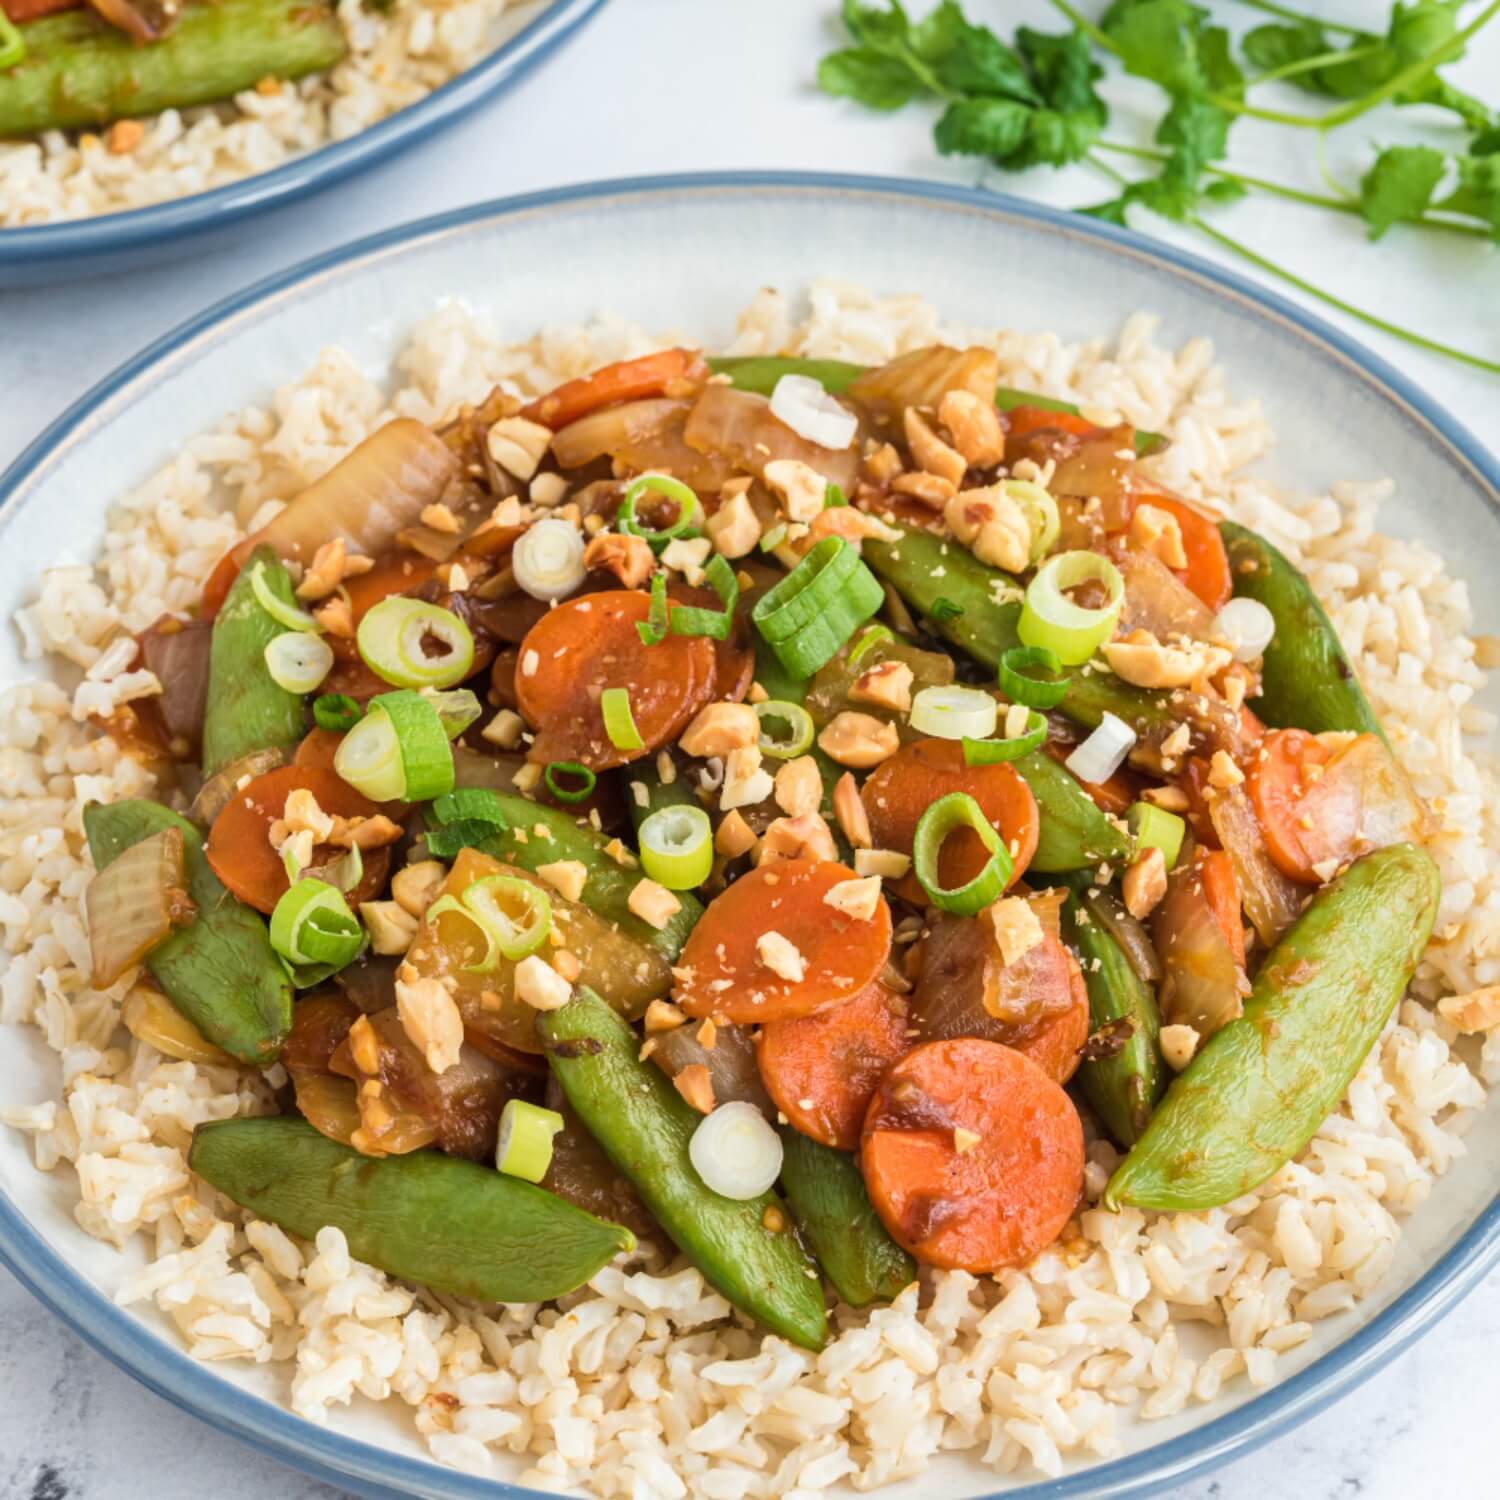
xmin=4 ymin=282 xmax=1499 ymax=1497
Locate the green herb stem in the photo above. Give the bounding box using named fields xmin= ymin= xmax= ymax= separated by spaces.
xmin=1248 ymin=41 xmax=1381 ymax=88
xmin=1045 ymin=0 xmax=1118 ymax=55
xmin=1230 ymin=0 xmax=1364 ymax=36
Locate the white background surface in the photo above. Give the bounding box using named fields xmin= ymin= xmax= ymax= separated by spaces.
xmin=1 ymin=0 xmax=1497 ymax=1496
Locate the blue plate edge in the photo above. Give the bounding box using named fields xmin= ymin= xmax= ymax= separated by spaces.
xmin=0 ymin=170 xmax=1497 ymax=1500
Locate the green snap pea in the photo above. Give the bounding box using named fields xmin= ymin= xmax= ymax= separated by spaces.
xmin=1219 ymin=521 xmax=1385 ymax=741
xmin=0 ymin=0 xmax=346 ymax=136
xmin=707 ymin=356 xmax=1164 ymax=454
xmin=538 ymin=989 xmax=828 ymax=1350
xmin=84 ymin=799 xmax=291 ymax=1065
xmin=1061 ymin=886 xmax=1165 ymax=1147
xmin=778 ymin=1130 xmax=914 ymax=1308
xmin=201 ymin=546 xmax=307 ymax=778
xmin=1017 ymin=750 xmax=1132 ymax=872
xmin=625 ymin=758 xmax=700 ymax=834
xmin=1105 ymin=844 xmax=1440 ymax=1211
xmin=190 ymin=1117 xmax=633 ymax=1301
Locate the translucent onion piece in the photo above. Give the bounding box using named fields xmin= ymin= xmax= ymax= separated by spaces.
xmin=122 ymin=982 xmax=233 ymax=1067
xmin=1003 ymin=480 xmax=1060 ymax=562
xmin=1209 ymin=784 xmax=1305 ymax=948
xmin=188 ymin=745 xmax=290 ymax=827
xmin=846 ymin=345 xmax=999 ymax=431
xmin=1064 ymin=712 xmax=1136 ymax=784
xmin=683 ymin=385 xmax=860 ymax=492
xmin=1151 ymin=858 xmax=1245 ymax=1038
xmin=769 ymin=374 xmax=858 ymax=450
xmin=650 ymin=1021 xmax=774 ymax=1115
xmin=513 ymin=518 xmax=587 ymax=602
xmin=1116 ymin=545 xmax=1214 ymax=642
xmin=86 ymin=826 xmax=195 ymax=988
xmin=689 ymin=1101 xmax=783 ymax=1200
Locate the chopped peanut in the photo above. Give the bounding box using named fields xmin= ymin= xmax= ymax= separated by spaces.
xmin=1437 ymin=985 xmax=1500 ymax=1033
xmin=645 ymin=999 xmax=688 ymax=1034
xmin=705 ymin=484 xmax=761 ymax=559
xmin=891 ymin=471 xmax=956 ymax=509
xmin=391 ymin=860 xmax=447 ymax=919
xmin=863 ymin=442 xmax=905 ymax=485
xmin=673 ymin=1063 xmax=716 ymax=1115
xmin=584 ymin=532 xmax=654 ymax=588
xmin=854 ymin=848 xmax=912 ymax=879
xmin=938 ymin=389 xmax=1005 ymax=468
xmin=1129 ymin=503 xmax=1188 ymax=569
xmin=1160 ymin=724 xmax=1192 ymax=760
xmin=537 ymin=859 xmax=588 ymax=903
xmin=420 ymin=503 xmax=462 ymax=534
xmin=395 ymin=975 xmax=464 ymax=1074
xmin=714 ymin=809 xmax=758 ymax=860
xmin=774 ymin=755 xmax=823 ymax=818
xmin=986 ymin=896 xmax=1044 ymax=967
xmin=758 ymin=812 xmax=838 ymax=865
xmin=284 ymin=788 xmax=334 ymax=842
xmin=332 ymin=814 xmax=403 ymax=851
xmin=294 ymin=537 xmax=375 ymax=602
xmin=833 ymin=772 xmax=872 ymax=850
xmin=553 ymin=950 xmax=582 ymax=983
xmin=313 ymin=596 xmax=354 ymax=638
xmin=660 ymin=535 xmax=713 ymax=584
xmin=1159 ymin=1023 xmax=1200 ymax=1072
xmin=1122 ymin=846 xmax=1168 ymax=920
xmin=849 ymin=659 xmax=913 ymax=714
xmin=756 ymin=930 xmax=807 ymax=982
xmin=1142 ymin=783 xmax=1191 ymax=812
xmin=514 ymin=954 xmax=573 ymax=1011
xmin=481 ymin=709 xmax=525 ymax=749
xmin=1104 ymin=630 xmax=1233 ymax=691
xmin=679 ymin=702 xmax=759 ymax=758
xmin=530 ymin=473 xmax=568 ymax=507
xmin=944 ymin=484 xmax=1031 ymax=573
xmin=360 ymin=900 xmax=419 ymax=956
xmin=1207 ymin=750 xmax=1245 ymax=789
xmin=628 ymin=878 xmax=681 ymax=930
xmin=763 ymin=459 xmax=828 ymax=523
xmin=807 ymin=506 xmax=901 ymax=548
xmin=486 ymin=416 xmax=553 ymax=481
xmin=720 ymin=745 xmax=774 ymax=811
xmin=106 ymin=119 xmax=145 ymax=155
xmin=824 ymin=876 xmax=883 ymax=921
xmin=952 ymin=1127 xmax=982 ymax=1156
xmin=818 ymin=711 xmax=900 ymax=769
xmin=903 ymin=409 xmax=967 ymax=488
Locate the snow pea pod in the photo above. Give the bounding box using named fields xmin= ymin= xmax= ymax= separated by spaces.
xmin=84 ymin=799 xmax=291 ymax=1065
xmin=201 ymin=545 xmax=307 ymax=778
xmin=1019 ymin=751 xmax=1132 ymax=872
xmin=1219 ymin=521 xmax=1384 ymax=742
xmin=190 ymin=1117 xmax=633 ymax=1301
xmin=538 ymin=988 xmax=828 ymax=1350
xmin=1061 ymin=885 xmax=1165 ymax=1147
xmin=1105 ymin=843 xmax=1439 ymax=1211
xmin=778 ymin=1129 xmax=915 ymax=1308
xmin=707 ymin=356 xmax=1164 ymax=454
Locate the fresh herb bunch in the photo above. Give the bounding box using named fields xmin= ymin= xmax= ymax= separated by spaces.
xmin=818 ymin=0 xmax=1500 ymax=375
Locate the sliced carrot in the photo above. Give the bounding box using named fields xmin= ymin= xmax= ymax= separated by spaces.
xmin=200 ymin=545 xmax=244 ymax=619
xmin=1246 ymin=726 xmax=1353 ymax=885
xmin=522 ymin=348 xmax=705 ymax=429
xmin=1003 ymin=405 xmax=1109 ymax=443
xmin=514 ymin=590 xmax=715 ymax=770
xmin=1130 ymin=492 xmax=1232 ymax=611
xmin=205 ymin=764 xmax=389 ymax=915
xmin=1197 ymin=847 xmax=1247 ymax=969
xmin=756 ymin=981 xmax=909 ymax=1150
xmin=293 ymin=727 xmax=344 ymax=776
xmin=341 ymin=551 xmax=441 ymax=620
xmin=862 ymin=737 xmax=1038 ymax=897
xmin=1011 ymin=949 xmax=1091 ymax=1085
xmin=675 ymin=858 xmax=892 ymax=1023
xmin=861 ymin=1038 xmax=1084 ymax=1273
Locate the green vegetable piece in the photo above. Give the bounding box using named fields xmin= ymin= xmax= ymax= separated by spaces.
xmin=1105 ymin=843 xmax=1440 ymax=1211
xmin=427 ymin=792 xmax=702 ymax=960
xmin=1016 ymin=749 xmax=1132 ymax=872
xmin=1062 ymin=886 xmax=1165 ymax=1148
xmin=84 ymin=799 xmax=291 ymax=1064
xmin=201 ymin=546 xmax=307 ymax=778
xmin=778 ymin=1130 xmax=914 ymax=1308
xmin=707 ymin=355 xmax=1164 ymax=454
xmin=190 ymin=1117 xmax=632 ymax=1301
xmin=1360 ymin=144 xmax=1447 ymax=239
xmin=1218 ymin=520 xmax=1384 ymax=740
xmin=0 ymin=0 xmax=346 ymax=136
xmin=538 ymin=989 xmax=828 ymax=1350
xmin=625 ymin=758 xmax=700 ymax=834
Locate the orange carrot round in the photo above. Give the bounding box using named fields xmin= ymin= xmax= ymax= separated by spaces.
xmin=1011 ymin=948 xmax=1091 ymax=1085
xmin=1246 ymin=727 xmax=1335 ymax=884
xmin=675 ymin=859 xmax=892 ymax=1023
xmin=522 ymin=348 xmax=704 ymax=429
xmin=756 ymin=981 xmax=909 ymax=1150
xmin=861 ymin=1038 xmax=1084 ymax=1272
xmin=514 ymin=590 xmax=715 ymax=770
xmin=1197 ymin=847 xmax=1247 ymax=968
xmin=1129 ymin=492 xmax=1232 ymax=611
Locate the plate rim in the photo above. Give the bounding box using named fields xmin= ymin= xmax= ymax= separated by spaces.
xmin=0 ymin=0 xmax=608 ymax=270
xmin=2 ymin=170 xmax=1498 ymax=1500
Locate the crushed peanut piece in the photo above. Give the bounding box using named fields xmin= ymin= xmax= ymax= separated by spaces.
xmin=824 ymin=876 xmax=883 ymax=922
xmin=944 ymin=484 xmax=1031 ymax=572
xmin=486 ymin=416 xmax=553 ymax=482
xmin=850 ymin=659 xmax=914 ymax=714
xmin=818 ymin=711 xmax=900 ymax=769
xmin=481 ymin=709 xmax=525 ymax=749
xmin=1208 ymin=749 xmax=1245 ymax=788
xmin=763 ymin=459 xmax=829 ymax=522
xmin=391 ymin=860 xmax=446 ymax=919
xmin=360 ymin=900 xmax=419 ymax=956
xmin=628 ymin=878 xmax=681 ymax=930
xmin=1437 ymin=985 xmax=1500 ymax=1033
xmin=1105 ymin=630 xmax=1232 ymax=691
xmin=1129 ymin=503 xmax=1188 ymax=569
xmin=584 ymin=532 xmax=654 ymax=589
xmin=756 ymin=930 xmax=807 ymax=983
xmin=720 ymin=744 xmax=774 ymax=811
xmin=773 ymin=755 xmax=823 ymax=818
xmin=537 ymin=859 xmax=588 ymax=903
xmin=833 ymin=772 xmax=872 ymax=850
xmin=395 ymin=975 xmax=464 ymax=1074
xmin=1122 ymin=847 xmax=1168 ymax=920
xmin=705 ymin=486 xmax=761 ymax=559
xmin=714 ymin=809 xmax=758 ymax=860
xmin=892 ymin=470 xmax=956 ymax=508
xmin=679 ymin=702 xmax=759 ymax=759
xmin=1159 ymin=1023 xmax=1200 ymax=1072
xmin=758 ymin=812 xmax=838 ymax=865
xmin=986 ymin=896 xmax=1044 ymax=967
xmin=1142 ymin=783 xmax=1191 ymax=813
xmin=938 ymin=389 xmax=1005 ymax=468
xmin=514 ymin=954 xmax=572 ymax=1011
xmin=904 ymin=408 xmax=967 ymax=488
xmin=674 ymin=1063 xmax=716 ymax=1115
xmin=645 ymin=999 xmax=687 ymax=1034
xmin=953 ymin=1127 xmax=982 ymax=1155
xmin=854 ymin=847 xmax=911 ymax=880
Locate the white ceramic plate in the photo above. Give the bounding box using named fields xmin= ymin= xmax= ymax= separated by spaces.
xmin=2 ymin=174 xmax=1498 ymax=1500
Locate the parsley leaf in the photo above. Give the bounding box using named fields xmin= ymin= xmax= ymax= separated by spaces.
xmin=1009 ymin=27 xmax=1109 ymax=167
xmin=912 ymin=0 xmax=1039 ymax=103
xmin=817 ymin=48 xmax=925 ymax=111
xmin=1440 ymin=153 xmax=1500 ymax=240
xmin=1359 ymin=144 xmax=1448 ymax=239
xmin=935 ymin=97 xmax=1032 ymax=161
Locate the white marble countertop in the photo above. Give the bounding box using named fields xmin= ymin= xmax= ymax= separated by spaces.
xmin=1 ymin=0 xmax=1497 ymax=1495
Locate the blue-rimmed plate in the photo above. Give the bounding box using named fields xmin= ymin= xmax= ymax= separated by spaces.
xmin=2 ymin=173 xmax=1498 ymax=1500
xmin=0 ymin=0 xmax=606 ymax=287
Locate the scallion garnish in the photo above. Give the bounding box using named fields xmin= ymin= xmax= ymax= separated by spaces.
xmin=264 ymin=632 xmax=334 ymax=694
xmin=601 ymin=687 xmax=644 ymax=752
xmin=618 ymin=472 xmax=703 ymax=550
xmin=930 ymin=597 xmax=964 ymax=622
xmin=249 ymin=560 xmax=319 ymax=633
xmin=751 ymin=536 xmax=884 ymax=677
xmin=427 ymin=873 xmax=552 ymax=972
xmin=1128 ymin=800 xmax=1186 ymax=870
xmin=911 ymin=792 xmax=1013 ymax=916
xmin=357 ymin=597 xmax=476 ymax=690
xmin=333 ymin=689 xmax=453 ymax=802
xmin=824 ymin=482 xmax=849 ymax=508
xmin=998 ymin=644 xmax=1070 ymax=711
xmin=909 ymin=685 xmax=998 ymax=741
xmin=846 ymin=622 xmax=894 ymax=669
xmin=754 ymin=700 xmax=816 ymax=759
xmin=496 ymin=1098 xmax=565 ymax=1182
xmin=962 ymin=709 xmax=1048 ymax=765
xmin=270 ymin=880 xmax=365 ymax=972
xmin=1018 ymin=551 xmax=1124 ymax=666
xmin=636 ymin=572 xmax=670 ymax=645
xmin=545 ymin=761 xmax=597 ymax=804
xmin=313 ymin=693 xmax=363 ymax=733
xmin=638 ymin=804 xmax=713 ymax=890
xmin=666 ymin=554 xmax=740 ymax=641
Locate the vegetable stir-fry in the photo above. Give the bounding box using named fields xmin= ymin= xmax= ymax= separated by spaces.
xmin=90 ymin=338 xmax=1442 ymax=1347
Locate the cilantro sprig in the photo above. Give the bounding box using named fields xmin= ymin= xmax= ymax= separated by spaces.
xmin=816 ymin=0 xmax=1500 ymax=377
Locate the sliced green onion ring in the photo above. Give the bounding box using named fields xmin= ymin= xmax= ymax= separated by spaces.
xmin=912 ymin=792 xmax=1013 ymax=916
xmin=357 ymin=596 xmax=476 ymax=690
xmin=1128 ymin=800 xmax=1186 ymax=870
xmin=0 ymin=13 xmax=26 ymax=69
xmin=264 ymin=632 xmax=334 ymax=695
xmin=334 ymin=707 xmax=404 ymax=802
xmin=1018 ymin=550 xmax=1125 ymax=667
xmin=668 ymin=554 xmax=739 ymax=641
xmin=545 ymin=761 xmax=597 ymax=803
xmin=636 ymin=572 xmax=670 ymax=646
xmin=759 ymin=522 xmax=788 ymax=554
xmin=847 ymin=623 xmax=894 ymax=669
xmin=250 ymin=561 xmax=319 ymax=633
xmin=314 ymin=694 xmax=363 ymax=733
xmin=496 ymin=1098 xmax=566 ymax=1181
xmin=314 ymin=843 xmax=365 ymax=895
xmin=998 ymin=644 xmax=1070 ymax=711
xmin=754 ymin=700 xmax=815 ymax=759
xmin=270 ymin=880 xmax=364 ymax=970
xmin=1004 ymin=479 xmax=1061 ymax=563
xmin=430 ymin=874 xmax=553 ymax=972
xmin=424 ymin=895 xmax=498 ymax=972
xmin=962 ymin=710 xmax=1048 ymax=765
xmin=751 ymin=536 xmax=884 ymax=677
xmin=431 ymin=787 xmax=510 ymax=827
xmin=638 ymin=804 xmax=713 ymax=890
xmin=601 ymin=687 xmax=644 ymax=752
xmin=334 ymin=690 xmax=453 ymax=803
xmin=619 ymin=472 xmax=703 ymax=549
xmin=909 ymin=685 xmax=998 ymax=741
